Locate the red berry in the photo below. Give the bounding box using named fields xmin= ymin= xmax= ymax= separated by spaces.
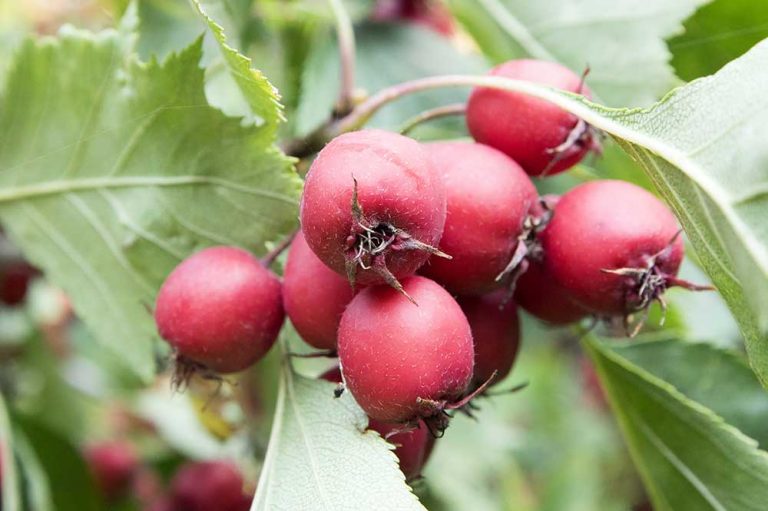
xmin=283 ymin=233 xmax=355 ymax=350
xmin=338 ymin=276 xmax=473 ymax=424
xmin=300 ymin=130 xmax=446 ymax=291
xmin=0 ymin=261 xmax=37 ymax=306
xmin=421 ymin=142 xmax=536 ymax=294
xmin=515 ymin=260 xmax=588 ymax=325
xmin=466 ymin=59 xmax=595 ymax=177
xmin=542 ymin=180 xmax=683 ymax=315
xmin=372 ymin=0 xmax=455 ymax=35
xmin=169 ymin=461 xmax=250 ymax=511
xmin=85 ymin=441 xmax=139 ymax=501
xmin=155 ymin=246 xmax=284 ymax=373
xmin=458 ymin=292 xmax=520 ymax=389
xmin=320 ymin=367 xmax=435 ymax=481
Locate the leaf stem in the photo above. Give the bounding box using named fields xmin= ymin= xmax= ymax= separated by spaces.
xmin=262 ymin=229 xmax=298 ymax=268
xmin=327 ymin=0 xmax=357 ymax=115
xmin=398 ymin=103 xmax=467 ymax=134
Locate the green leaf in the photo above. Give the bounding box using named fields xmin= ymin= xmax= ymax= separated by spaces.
xmin=446 ymin=0 xmax=706 ymax=106
xmin=295 ymin=23 xmax=486 ymax=136
xmin=1 ymin=393 xmax=21 ymax=511
xmin=0 ymin=11 xmax=301 ymax=381
xmin=252 ymin=362 xmax=426 ymax=511
xmin=611 ymin=340 xmax=768 ymax=449
xmin=585 ymin=337 xmax=768 ymax=511
xmin=670 ymin=0 xmax=768 ymax=81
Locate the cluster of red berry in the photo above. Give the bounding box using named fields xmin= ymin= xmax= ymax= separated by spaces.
xmin=154 ymin=58 xmax=704 ymax=481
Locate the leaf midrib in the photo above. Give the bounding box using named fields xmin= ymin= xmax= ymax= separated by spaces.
xmin=0 ymin=175 xmax=298 ymax=205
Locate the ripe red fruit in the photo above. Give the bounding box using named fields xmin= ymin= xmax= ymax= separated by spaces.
xmin=300 ymin=130 xmax=447 ymax=294
xmin=338 ymin=276 xmax=473 ymax=425
xmin=168 ymin=461 xmax=250 ymax=511
xmin=466 ymin=59 xmax=596 ymax=177
xmin=542 ymin=180 xmax=695 ymax=316
xmin=420 ymin=142 xmax=537 ymax=294
xmin=85 ymin=441 xmax=139 ymax=501
xmin=154 ymin=246 xmax=284 ymax=374
xmin=372 ymin=0 xmax=455 ymax=35
xmin=320 ymin=366 xmax=435 ymax=480
xmin=458 ymin=292 xmax=520 ymax=389
xmin=515 ymin=260 xmax=588 ymax=324
xmin=0 ymin=261 xmax=37 ymax=306
xmin=283 ymin=233 xmax=355 ymax=350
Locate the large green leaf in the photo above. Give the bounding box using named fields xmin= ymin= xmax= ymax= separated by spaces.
xmin=0 ymin=9 xmax=302 ymax=381
xmin=446 ymin=0 xmax=706 ymax=106
xmin=295 ymin=22 xmax=486 ymax=136
xmin=585 ymin=337 xmax=768 ymax=511
xmin=670 ymin=0 xmax=768 ymax=81
xmin=251 ymin=362 xmax=426 ymax=511
xmin=612 ymin=340 xmax=768 ymax=448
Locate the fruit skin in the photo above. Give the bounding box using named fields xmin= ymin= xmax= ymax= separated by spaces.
xmin=372 ymin=0 xmax=455 ymax=35
xmin=84 ymin=441 xmax=139 ymax=501
xmin=458 ymin=292 xmax=521 ymax=388
xmin=168 ymin=461 xmax=250 ymax=511
xmin=0 ymin=261 xmax=38 ymax=306
xmin=320 ymin=367 xmax=435 ymax=481
xmin=155 ymin=246 xmax=284 ymax=373
xmin=542 ymin=180 xmax=683 ymax=315
xmin=338 ymin=276 xmax=473 ymax=423
xmin=466 ymin=59 xmax=594 ymax=177
xmin=283 ymin=232 xmax=355 ymax=350
xmin=300 ymin=129 xmax=446 ymax=287
xmin=420 ymin=142 xmax=537 ymax=294
xmin=515 ymin=259 xmax=588 ymax=324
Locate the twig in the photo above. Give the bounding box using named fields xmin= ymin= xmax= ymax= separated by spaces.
xmin=398 ymin=103 xmax=467 ymax=135
xmin=262 ymin=229 xmax=298 ymax=268
xmin=327 ymin=0 xmax=357 ymax=115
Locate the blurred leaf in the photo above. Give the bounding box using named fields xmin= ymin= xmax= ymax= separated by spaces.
xmin=136 ymin=0 xmax=204 ymax=60
xmin=0 ymin=10 xmax=301 ymax=381
xmin=295 ymin=22 xmax=486 ymax=136
xmin=446 ymin=0 xmax=706 ymax=106
xmin=1 ymin=393 xmax=21 ymax=511
xmin=586 ymin=337 xmax=768 ymax=511
xmin=670 ymin=0 xmax=768 ymax=81
xmin=13 ymin=415 xmax=101 ymax=511
xmin=251 ymin=361 xmax=426 ymax=511
xmin=612 ymin=340 xmax=768 ymax=449
xmin=11 ymin=429 xmax=54 ymax=511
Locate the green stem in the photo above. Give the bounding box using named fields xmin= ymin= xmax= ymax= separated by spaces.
xmin=327 ymin=0 xmax=357 ymax=114
xmin=398 ymin=103 xmax=467 ymax=135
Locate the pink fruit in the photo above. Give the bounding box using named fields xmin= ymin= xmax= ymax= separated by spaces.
xmin=466 ymin=59 xmax=595 ymax=177
xmin=283 ymin=233 xmax=355 ymax=350
xmin=85 ymin=441 xmax=139 ymax=501
xmin=420 ymin=141 xmax=536 ymax=294
xmin=458 ymin=292 xmax=520 ymax=388
xmin=320 ymin=367 xmax=435 ymax=481
xmin=372 ymin=0 xmax=455 ymax=35
xmin=300 ymin=130 xmax=447 ymax=292
xmin=169 ymin=461 xmax=250 ymax=511
xmin=155 ymin=246 xmax=284 ymax=374
xmin=542 ymin=180 xmax=688 ymax=315
xmin=338 ymin=276 xmax=473 ymax=425
xmin=515 ymin=260 xmax=588 ymax=325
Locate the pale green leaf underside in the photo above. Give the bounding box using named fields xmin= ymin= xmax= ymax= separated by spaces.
xmin=586 ymin=338 xmax=768 ymax=511
xmin=252 ymin=365 xmax=426 ymax=511
xmin=448 ymin=0 xmax=706 ymax=106
xmin=0 ymin=18 xmax=302 ymax=381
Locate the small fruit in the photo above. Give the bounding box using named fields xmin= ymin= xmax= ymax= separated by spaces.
xmin=155 ymin=246 xmax=284 ymax=374
xmin=300 ymin=130 xmax=447 ymax=294
xmin=541 ymin=180 xmax=699 ymax=317
xmin=0 ymin=261 xmax=37 ymax=306
xmin=169 ymin=461 xmax=250 ymax=511
xmin=515 ymin=260 xmax=588 ymax=325
xmin=338 ymin=276 xmax=473 ymax=425
xmin=372 ymin=0 xmax=455 ymax=35
xmin=85 ymin=441 xmax=139 ymax=501
xmin=283 ymin=232 xmax=355 ymax=350
xmin=320 ymin=367 xmax=435 ymax=481
xmin=458 ymin=292 xmax=520 ymax=389
xmin=466 ymin=59 xmax=596 ymax=177
xmin=420 ymin=142 xmax=537 ymax=294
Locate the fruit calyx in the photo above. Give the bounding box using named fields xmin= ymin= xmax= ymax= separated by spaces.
xmin=496 ymin=195 xmax=556 ymax=293
xmin=601 ymin=231 xmax=714 ymax=336
xmin=345 ymin=178 xmax=450 ymax=302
